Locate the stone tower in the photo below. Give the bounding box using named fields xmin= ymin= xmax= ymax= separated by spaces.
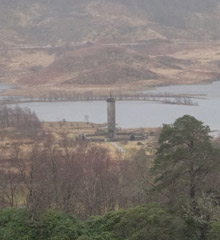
xmin=107 ymin=97 xmax=116 ymax=139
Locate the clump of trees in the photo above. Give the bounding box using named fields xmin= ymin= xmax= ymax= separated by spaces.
xmin=0 ymin=106 xmax=41 ymax=131
xmin=0 ymin=114 xmax=220 ymax=239
xmin=0 ymin=142 xmax=116 ymax=218
xmin=0 ymin=138 xmax=151 ymax=219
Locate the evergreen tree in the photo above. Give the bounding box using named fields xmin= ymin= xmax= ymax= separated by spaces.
xmin=152 ymin=115 xmax=219 ymax=201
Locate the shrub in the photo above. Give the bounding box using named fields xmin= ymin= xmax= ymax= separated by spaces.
xmin=37 ymin=210 xmax=84 ymax=240
xmin=0 ymin=208 xmax=34 ymax=240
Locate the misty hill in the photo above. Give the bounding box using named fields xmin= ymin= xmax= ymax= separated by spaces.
xmin=1 ymin=0 xmax=220 ymax=94
xmin=1 ymin=0 xmax=220 ymax=46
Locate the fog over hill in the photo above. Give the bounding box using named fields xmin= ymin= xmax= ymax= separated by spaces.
xmin=1 ymin=0 xmax=220 ymax=45
xmin=1 ymin=0 xmax=220 ymax=93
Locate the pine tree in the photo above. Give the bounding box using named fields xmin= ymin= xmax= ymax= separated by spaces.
xmin=152 ymin=115 xmax=219 ymax=201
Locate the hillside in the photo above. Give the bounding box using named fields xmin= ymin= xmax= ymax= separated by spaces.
xmin=1 ymin=0 xmax=220 ymax=45
xmin=1 ymin=0 xmax=220 ymax=96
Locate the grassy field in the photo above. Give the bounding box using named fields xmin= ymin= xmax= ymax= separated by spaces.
xmin=0 ymin=121 xmax=159 ymax=161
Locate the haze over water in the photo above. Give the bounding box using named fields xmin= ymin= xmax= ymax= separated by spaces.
xmin=9 ymin=81 xmax=220 ymax=134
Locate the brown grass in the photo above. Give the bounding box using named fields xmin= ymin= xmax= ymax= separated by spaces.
xmin=1 ymin=41 xmax=220 ymax=98
xmin=0 ymin=122 xmax=159 ymax=159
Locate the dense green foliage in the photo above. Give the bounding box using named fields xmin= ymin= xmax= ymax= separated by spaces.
xmin=0 ymin=208 xmax=85 ymax=240
xmin=0 ymin=208 xmax=34 ymax=240
xmin=37 ymin=211 xmax=85 ymax=240
xmin=208 ymin=221 xmax=220 ymax=240
xmin=0 ymin=205 xmax=219 ymax=240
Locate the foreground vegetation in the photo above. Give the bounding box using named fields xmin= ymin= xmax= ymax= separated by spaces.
xmin=0 ymin=203 xmax=220 ymax=240
xmin=0 ymin=108 xmax=220 ymax=239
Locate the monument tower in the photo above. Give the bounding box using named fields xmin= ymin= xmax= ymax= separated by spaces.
xmin=107 ymin=96 xmax=116 ymax=139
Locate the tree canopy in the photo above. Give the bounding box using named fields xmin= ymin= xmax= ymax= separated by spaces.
xmin=152 ymin=115 xmax=220 ymax=201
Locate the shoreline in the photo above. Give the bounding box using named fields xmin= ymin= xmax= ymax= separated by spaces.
xmin=0 ymin=77 xmax=219 ymax=99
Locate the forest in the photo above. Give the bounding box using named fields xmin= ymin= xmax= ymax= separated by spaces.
xmin=0 ymin=108 xmax=219 ymax=239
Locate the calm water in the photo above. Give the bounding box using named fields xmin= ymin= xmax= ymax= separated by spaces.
xmin=9 ymin=81 xmax=220 ymax=133
xmin=0 ymin=84 xmax=13 ymax=93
